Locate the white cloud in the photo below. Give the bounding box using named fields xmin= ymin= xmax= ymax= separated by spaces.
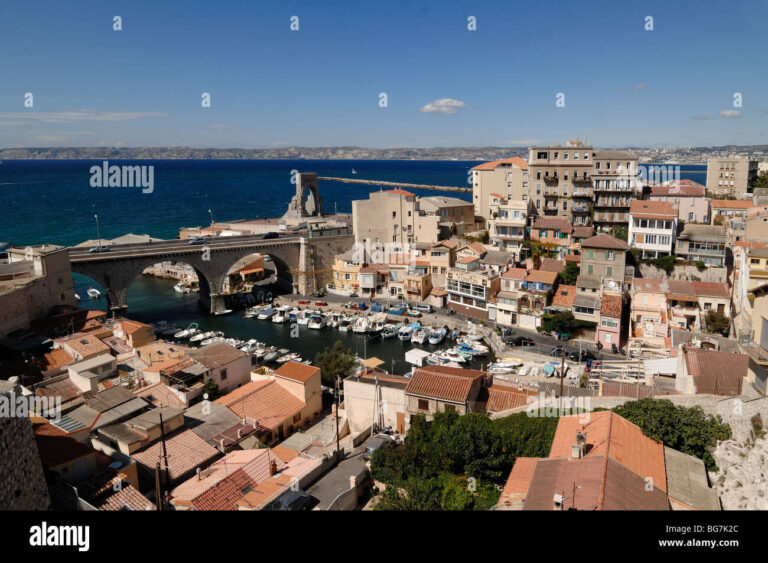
xmin=419 ymin=98 xmax=467 ymax=114
xmin=0 ymin=110 xmax=167 ymax=124
xmin=720 ymin=110 xmax=742 ymax=118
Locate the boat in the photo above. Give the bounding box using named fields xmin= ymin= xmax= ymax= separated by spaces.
xmin=224 ymin=338 xmax=243 ymax=347
xmin=518 ymin=366 xmax=531 ymax=376
xmin=529 ymin=366 xmax=540 ymax=377
xmin=201 ymin=336 xmax=225 ymax=346
xmin=174 ymin=282 xmax=190 ymax=294
xmin=261 ymin=346 xmax=278 ymax=361
xmin=454 ymin=348 xmax=473 ymax=361
xmin=308 ymin=314 xmax=327 ymax=330
xmin=428 ymin=327 xmax=447 ymax=345
xmin=352 ymin=317 xmax=370 ymax=333
xmin=351 ymin=168 xmax=357 ymax=174
xmin=488 ymin=364 xmax=515 ymax=375
xmin=411 ymin=327 xmax=430 ymax=345
xmin=327 ymin=312 xmax=344 ymax=328
xmin=366 ymin=330 xmax=382 ymax=341
xmin=275 ymin=350 xmax=297 ymax=363
xmin=214 ymin=309 xmax=233 ymax=316
xmin=398 ymin=322 xmax=419 ymax=342
xmin=257 ymin=307 xmax=277 ymax=320
xmin=381 ymin=324 xmax=400 ymax=339
xmin=338 ymin=317 xmax=355 ymax=332
xmin=174 ymin=323 xmax=199 ymax=339
xmin=296 ymin=310 xmax=315 ymax=326
xmin=75 ymin=293 xmax=81 ymax=301
xmin=244 ymin=306 xmax=264 ymax=319
xmin=447 ymin=329 xmax=461 ymax=340
xmin=240 ymin=339 xmax=261 ymax=354
xmin=437 ymin=348 xmax=466 ymax=363
xmin=457 ymin=341 xmax=488 ymax=357
xmin=495 ymin=357 xmax=524 ymax=368
xmin=190 ymin=330 xmax=217 ymax=343
xmin=272 ymin=306 xmax=291 ymax=323
xmin=87 ymin=287 xmax=101 ymax=298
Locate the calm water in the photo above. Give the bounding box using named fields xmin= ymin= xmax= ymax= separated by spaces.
xmin=4 ymin=159 xmax=705 ymax=371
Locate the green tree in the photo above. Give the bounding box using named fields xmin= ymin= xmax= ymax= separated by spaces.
xmin=704 ymin=310 xmax=730 ymax=335
xmin=202 ymin=378 xmax=219 ymax=401
xmin=753 ymin=170 xmax=768 ymax=190
xmin=613 ymin=399 xmax=731 ymax=470
xmin=559 ymin=261 xmax=580 ymax=285
xmin=314 ymin=339 xmax=357 ymax=387
xmin=610 ymin=225 xmax=628 ymax=241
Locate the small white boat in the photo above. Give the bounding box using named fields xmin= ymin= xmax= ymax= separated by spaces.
xmin=87 ymin=287 xmax=101 ymax=298
xmin=381 ymin=324 xmax=401 ymax=339
xmin=488 ymin=364 xmax=514 ymax=374
xmin=244 ymin=306 xmax=263 ymax=318
xmin=258 ymin=307 xmax=277 ymax=320
xmin=272 ymin=305 xmax=291 ymax=323
xmin=518 ymin=366 xmax=531 ymax=376
xmin=529 ymin=366 xmax=540 ymax=377
xmin=277 ymin=352 xmax=301 ymax=364
xmin=262 ymin=347 xmax=279 ymax=362
xmin=296 ymin=310 xmax=315 ymax=326
xmin=437 ymin=348 xmax=466 ymax=363
xmin=352 ymin=317 xmax=369 ymax=333
xmin=75 ymin=293 xmax=81 ymax=301
xmin=398 ymin=323 xmax=419 ymax=342
xmin=411 ymin=327 xmax=429 ymax=345
xmin=308 ymin=314 xmax=327 ymax=330
xmin=214 ymin=309 xmax=233 ymax=316
xmin=351 ymin=168 xmax=357 ymax=174
xmin=174 ymin=323 xmax=199 ymax=339
xmin=201 ymin=336 xmax=225 ymax=346
xmin=174 ymin=282 xmax=190 ymax=294
xmin=240 ymin=339 xmax=261 ymax=354
xmin=428 ymin=327 xmax=446 ymax=345
xmin=327 ymin=312 xmax=344 ymax=327
xmin=338 ymin=317 xmax=355 ymax=332
xmin=192 ymin=330 xmax=223 ymax=343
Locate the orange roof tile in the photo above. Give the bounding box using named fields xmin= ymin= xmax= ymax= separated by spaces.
xmin=551 ymin=285 xmax=577 ymax=308
xmin=471 ymin=156 xmax=528 ymax=171
xmin=216 ymin=380 xmax=306 ymax=432
xmin=600 ymin=294 xmax=623 ymax=317
xmin=710 ymin=200 xmax=753 ymax=209
xmin=406 ymin=365 xmax=485 ymax=404
xmin=274 ymin=361 xmax=320 ymax=384
xmin=497 ymin=457 xmax=541 ymax=509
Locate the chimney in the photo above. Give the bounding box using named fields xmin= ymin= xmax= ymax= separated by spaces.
xmin=553 ymin=493 xmax=564 ymax=510
xmin=269 ymin=460 xmax=278 ymax=476
xmin=196 ymin=467 xmax=201 ymax=480
xmin=571 ymin=432 xmax=586 ymax=459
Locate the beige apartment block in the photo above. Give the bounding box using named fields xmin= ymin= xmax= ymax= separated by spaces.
xmin=706 ymin=155 xmax=758 ymax=197
xmin=488 ymin=199 xmax=531 ymax=257
xmin=591 ymin=149 xmax=639 ymax=232
xmin=471 ymin=157 xmax=529 ymax=220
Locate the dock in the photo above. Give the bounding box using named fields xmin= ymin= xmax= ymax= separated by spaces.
xmin=318 ymin=176 xmax=471 ymax=193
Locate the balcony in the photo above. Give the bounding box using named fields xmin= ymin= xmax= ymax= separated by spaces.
xmin=543 ymin=175 xmax=559 ymax=184
xmin=572 ymin=203 xmax=591 ymax=213
xmin=593 ymin=212 xmax=629 ymax=223
xmin=572 ymin=190 xmax=592 ymax=198
xmin=595 ymin=198 xmax=631 ymax=208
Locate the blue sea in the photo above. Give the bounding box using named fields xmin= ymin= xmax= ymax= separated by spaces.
xmin=0 ymin=159 xmax=706 ymax=372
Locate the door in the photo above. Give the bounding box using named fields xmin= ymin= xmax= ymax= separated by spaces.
xmin=396 ymin=412 xmax=406 ymax=435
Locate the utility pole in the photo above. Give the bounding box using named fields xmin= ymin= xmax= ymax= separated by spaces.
xmin=559 ymin=346 xmax=566 ymax=413
xmin=159 ymin=412 xmax=170 ymax=492
xmin=335 ymin=374 xmax=341 ymax=459
xmin=154 ymin=462 xmax=162 ymax=511
xmin=94 ymin=214 xmax=101 ymax=246
xmin=208 ymin=208 xmax=214 ymax=227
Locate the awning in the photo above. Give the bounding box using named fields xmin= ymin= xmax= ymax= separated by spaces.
xmin=361 ymin=357 xmax=384 ymax=369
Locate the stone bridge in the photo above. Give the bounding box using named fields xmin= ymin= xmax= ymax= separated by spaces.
xmin=69 ymin=231 xmax=353 ymax=316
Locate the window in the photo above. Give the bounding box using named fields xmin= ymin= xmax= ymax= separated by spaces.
xmin=220 ymin=369 xmax=228 ymax=380
xmin=418 ymin=399 xmax=429 ymax=411
xmin=606 ymin=266 xmax=612 ymax=276
xmin=588 ymin=264 xmax=593 ymax=275
xmin=606 ymin=251 xmax=615 ymax=260
xmin=293 ymin=413 xmax=301 ymax=423
xmin=588 ymin=249 xmax=594 ymax=259
xmin=444 ymin=404 xmax=456 ymax=412
xmin=688 ymin=212 xmax=694 ymax=221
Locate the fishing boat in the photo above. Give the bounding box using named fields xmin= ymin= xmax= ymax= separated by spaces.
xmin=201 ymin=336 xmax=225 ymax=346
xmin=240 ymin=339 xmax=261 ymax=354
xmin=267 ymin=348 xmax=290 ymax=363
xmin=338 ymin=317 xmax=355 ymax=332
xmin=428 ymin=327 xmax=447 ymax=345
xmin=447 ymin=328 xmax=461 ymax=341
xmin=308 ymin=314 xmax=327 ymax=329
xmin=381 ymin=324 xmax=401 ymax=339
xmin=272 ymin=305 xmax=291 ymax=323
xmin=87 ymin=287 xmax=101 ymax=298
xmin=457 ymin=341 xmax=489 ymax=357
xmin=257 ymin=307 xmax=277 ymax=320
xmin=368 ymin=313 xmax=387 ymax=333
xmin=244 ymin=306 xmax=263 ymax=319
xmin=352 ymin=317 xmax=370 ymax=334
xmin=173 ymin=282 xmax=190 ymax=294
xmin=327 ymin=312 xmax=344 ymax=328
xmin=397 ymin=322 xmax=419 ymax=342
xmin=411 ymin=327 xmax=429 ymax=345
xmin=174 ymin=323 xmax=199 ymax=339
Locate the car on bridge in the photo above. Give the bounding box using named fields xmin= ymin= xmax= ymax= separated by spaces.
xmin=261 ymin=232 xmax=280 ymax=239
xmin=88 ymin=245 xmax=110 ymax=253
xmin=188 ymin=237 xmax=206 ymax=245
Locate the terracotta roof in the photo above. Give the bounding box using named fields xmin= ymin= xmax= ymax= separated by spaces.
xmin=79 ymin=471 xmax=155 ymax=511
xmin=502 ymin=268 xmax=528 ymax=280
xmin=600 ymin=294 xmax=623 ymax=317
xmin=710 ymin=200 xmax=753 ymax=209
xmin=692 ymin=281 xmax=730 ymax=298
xmin=532 ymin=217 xmax=573 ymax=232
xmin=32 ymin=349 xmax=74 ymax=372
xmin=539 ymin=258 xmax=565 ymax=273
xmin=649 ymin=183 xmax=705 ymax=197
xmin=385 ymin=189 xmax=415 ymax=197
xmin=497 ymin=457 xmax=541 ymax=509
xmin=630 ymin=200 xmax=677 ymax=217
xmin=684 ymin=348 xmax=747 ymax=396
xmin=486 ymin=385 xmax=537 ymax=412
xmin=429 ymin=287 xmax=448 ymax=296
xmin=34 ymin=421 xmax=97 ymax=467
xmin=467 ymin=242 xmax=487 ymax=254
xmin=188 ymin=342 xmax=246 ymax=369
xmin=457 ymin=255 xmax=480 ymax=264
xmin=549 ymin=411 xmax=667 ymax=492
xmin=359 ymin=263 xmax=388 ymax=274
xmin=581 ymin=234 xmax=629 ymax=251
xmin=525 ymin=270 xmax=558 ymax=284
xmin=216 ymin=380 xmax=306 ymax=432
xmin=432 ymin=239 xmax=459 ymax=249
xmin=274 ymin=361 xmax=320 ymax=384
xmin=572 ymin=226 xmax=594 ymax=239
xmin=632 ymin=278 xmax=667 ymax=293
xmin=120 ymin=320 xmax=153 ymax=335
xmin=551 ymin=285 xmax=577 ymax=308
xmin=34 ymin=377 xmax=83 ymax=403
xmin=135 ymin=383 xmax=187 ymax=410
xmin=131 ymin=428 xmax=219 ymax=482
xmin=59 ymin=333 xmax=111 ymax=358
xmin=406 ymin=365 xmax=485 ymax=404
xmin=564 ymin=254 xmax=581 ymax=263
xmin=471 ymin=156 xmax=528 ymax=171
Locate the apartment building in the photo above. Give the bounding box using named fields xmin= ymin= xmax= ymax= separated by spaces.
xmin=628 ymin=201 xmax=677 ymax=259
xmin=488 ymin=199 xmax=531 ymax=257
xmin=428 ymin=240 xmax=457 ymax=287
xmin=591 ymin=150 xmax=639 ymax=232
xmin=710 ymin=199 xmax=753 ymax=224
xmin=646 ymin=181 xmax=709 ymax=224
xmin=419 ymin=196 xmax=479 ymax=236
xmin=471 ymin=157 xmax=529 ymax=219
xmin=530 ymin=217 xmax=573 ymax=256
xmin=597 ymin=294 xmax=624 ymax=347
xmin=330 ymin=248 xmax=364 ymax=293
xmin=706 ymin=155 xmax=759 ymax=197
xmin=528 ymin=140 xmax=594 ymax=224
xmin=495 ymin=268 xmax=527 ymax=328
xmin=579 ymin=234 xmax=630 ymax=292
xmin=445 ymin=258 xmax=500 ymax=320
xmin=676 ymin=224 xmax=728 ymax=267
xmin=630 ymin=278 xmax=670 ymax=341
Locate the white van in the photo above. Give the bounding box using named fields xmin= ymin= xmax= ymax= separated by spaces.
xmin=415 ymin=304 xmax=433 ymax=313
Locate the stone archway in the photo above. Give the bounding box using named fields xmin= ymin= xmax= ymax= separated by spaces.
xmin=284 ymin=172 xmax=323 ymax=218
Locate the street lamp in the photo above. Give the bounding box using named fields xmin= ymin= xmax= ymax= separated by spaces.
xmin=208 ymin=209 xmax=214 ymax=226
xmin=94 ymin=214 xmax=101 ymax=246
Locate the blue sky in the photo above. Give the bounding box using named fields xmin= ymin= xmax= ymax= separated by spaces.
xmin=0 ymin=0 xmax=766 ymax=148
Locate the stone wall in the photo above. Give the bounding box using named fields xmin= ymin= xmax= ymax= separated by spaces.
xmin=638 ymin=263 xmax=728 ymax=283
xmin=0 ymin=380 xmax=51 ymax=510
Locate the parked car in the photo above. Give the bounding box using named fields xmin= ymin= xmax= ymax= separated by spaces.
xmin=363 ymin=434 xmax=395 ymax=461
xmin=188 ymin=237 xmax=206 ymax=245
xmin=507 ymin=336 xmax=536 ymax=347
xmin=569 ymin=349 xmax=596 ymax=362
xmin=264 ymin=490 xmax=315 ymax=511
xmin=550 ymin=346 xmax=565 ymax=357
xmin=261 ymin=232 xmax=279 ymax=239
xmin=415 ymin=304 xmax=433 ymax=313
xmin=89 ymin=245 xmax=110 ymax=253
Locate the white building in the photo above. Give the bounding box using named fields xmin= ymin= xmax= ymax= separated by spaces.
xmin=628 ymin=200 xmax=677 ymax=259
